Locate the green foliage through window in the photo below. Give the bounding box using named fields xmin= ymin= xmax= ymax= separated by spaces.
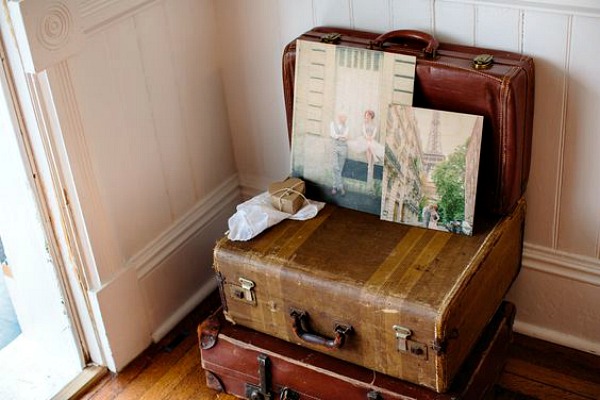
xmin=432 ymin=144 xmax=466 ymax=224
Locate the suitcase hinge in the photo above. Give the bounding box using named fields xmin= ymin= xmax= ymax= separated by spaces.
xmin=433 ymin=338 xmax=447 ymax=355
xmin=215 ymin=272 xmax=229 ymax=311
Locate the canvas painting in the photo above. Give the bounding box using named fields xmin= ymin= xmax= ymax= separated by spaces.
xmin=381 ymin=105 xmax=483 ymax=235
xmin=290 ymin=40 xmax=416 ymax=215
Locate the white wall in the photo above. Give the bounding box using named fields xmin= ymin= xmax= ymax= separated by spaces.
xmin=215 ymin=0 xmax=600 ymax=354
xmin=7 ymin=0 xmax=239 ymax=371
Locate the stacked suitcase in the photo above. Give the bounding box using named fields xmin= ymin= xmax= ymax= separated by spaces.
xmin=200 ymin=27 xmax=534 ymax=399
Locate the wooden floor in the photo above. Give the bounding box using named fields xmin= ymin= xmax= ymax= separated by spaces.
xmin=79 ymin=291 xmax=600 ymax=400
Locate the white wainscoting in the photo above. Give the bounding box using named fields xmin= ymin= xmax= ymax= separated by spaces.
xmin=9 ymin=0 xmax=238 ymax=370
xmin=217 ymin=0 xmax=600 ymax=353
xmin=86 ymin=174 xmax=238 ymax=370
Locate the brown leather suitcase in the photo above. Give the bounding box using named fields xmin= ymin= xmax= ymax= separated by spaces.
xmin=213 ymin=198 xmax=525 ymax=392
xmin=200 ymin=302 xmax=516 ymax=400
xmin=283 ymin=28 xmax=534 ymax=216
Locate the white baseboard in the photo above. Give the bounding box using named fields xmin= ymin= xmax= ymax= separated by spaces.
xmin=513 ymin=319 xmax=600 ymax=355
xmin=508 ymin=242 xmax=600 ymax=355
xmin=130 ymin=174 xmax=241 ymax=279
xmin=150 ymin=277 xmax=218 ymax=342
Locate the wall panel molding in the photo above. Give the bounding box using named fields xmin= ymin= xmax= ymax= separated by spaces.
xmin=12 ymin=0 xmax=168 ymax=72
xmin=79 ymin=0 xmax=161 ymax=34
xmin=522 ymin=242 xmax=600 ymax=286
xmin=131 ymin=174 xmax=240 ymax=279
xmin=43 ymin=62 xmax=124 ymax=286
xmin=15 ymin=0 xmax=84 ymax=72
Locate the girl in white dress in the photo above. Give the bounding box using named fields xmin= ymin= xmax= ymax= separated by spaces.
xmin=350 ymin=110 xmax=385 ymax=165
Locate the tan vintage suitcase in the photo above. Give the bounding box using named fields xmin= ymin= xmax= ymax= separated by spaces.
xmin=213 ymin=198 xmax=525 ymax=392
xmin=199 ymin=302 xmax=516 ymax=400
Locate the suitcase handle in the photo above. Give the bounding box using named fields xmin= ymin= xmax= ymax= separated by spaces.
xmin=371 ymin=30 xmax=438 ymax=58
xmin=290 ymin=310 xmax=352 ymax=350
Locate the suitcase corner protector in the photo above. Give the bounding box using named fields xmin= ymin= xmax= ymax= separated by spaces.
xmin=205 ymin=370 xmax=224 ymax=392
xmin=198 ymin=310 xmax=222 ymax=350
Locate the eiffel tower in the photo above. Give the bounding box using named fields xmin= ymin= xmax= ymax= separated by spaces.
xmin=422 ymin=111 xmax=445 ymax=177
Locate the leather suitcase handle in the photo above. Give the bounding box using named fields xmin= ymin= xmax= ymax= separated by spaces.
xmin=290 ymin=310 xmax=352 ymax=350
xmin=371 ymin=30 xmax=439 ymax=58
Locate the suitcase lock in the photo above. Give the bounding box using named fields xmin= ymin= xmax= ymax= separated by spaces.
xmin=321 ymin=32 xmax=342 ymax=44
xmin=393 ymin=325 xmax=428 ymax=359
xmin=473 ymin=53 xmax=494 ymax=70
xmin=229 ymin=277 xmax=256 ymax=305
xmin=393 ymin=325 xmax=412 ymax=352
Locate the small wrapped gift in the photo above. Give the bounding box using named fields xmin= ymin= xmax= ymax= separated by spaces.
xmin=268 ymin=178 xmax=306 ymax=214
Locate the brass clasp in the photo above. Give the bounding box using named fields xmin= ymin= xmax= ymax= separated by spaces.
xmin=321 ymin=32 xmax=342 ymax=44
xmin=473 ymin=53 xmax=494 ymax=70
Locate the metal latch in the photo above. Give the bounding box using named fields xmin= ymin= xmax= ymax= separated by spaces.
xmin=393 ymin=325 xmax=428 ymax=360
xmin=229 ymin=277 xmax=256 ymax=305
xmin=393 ymin=325 xmax=412 ymax=352
xmin=321 ymin=32 xmax=341 ymax=44
xmin=246 ymin=354 xmax=272 ymax=400
xmin=473 ymin=53 xmax=494 ymax=70
xmin=244 ymin=354 xmax=300 ymax=400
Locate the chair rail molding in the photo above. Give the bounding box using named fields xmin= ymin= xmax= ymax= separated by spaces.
xmin=129 ymin=174 xmax=240 ymax=279
xmin=522 ymin=242 xmax=600 ymax=286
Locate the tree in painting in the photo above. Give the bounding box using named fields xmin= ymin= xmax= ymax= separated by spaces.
xmin=431 ymin=142 xmax=467 ymax=226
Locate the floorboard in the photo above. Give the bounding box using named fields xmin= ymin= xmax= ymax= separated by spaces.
xmin=78 ymin=291 xmax=600 ymax=400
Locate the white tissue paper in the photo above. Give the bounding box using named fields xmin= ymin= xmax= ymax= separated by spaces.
xmin=227 ymin=191 xmax=325 ymax=241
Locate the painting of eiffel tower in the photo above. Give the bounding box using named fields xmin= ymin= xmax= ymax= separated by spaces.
xmin=381 ymin=105 xmax=483 ymax=235
xmin=421 ymin=111 xmax=446 ymax=203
